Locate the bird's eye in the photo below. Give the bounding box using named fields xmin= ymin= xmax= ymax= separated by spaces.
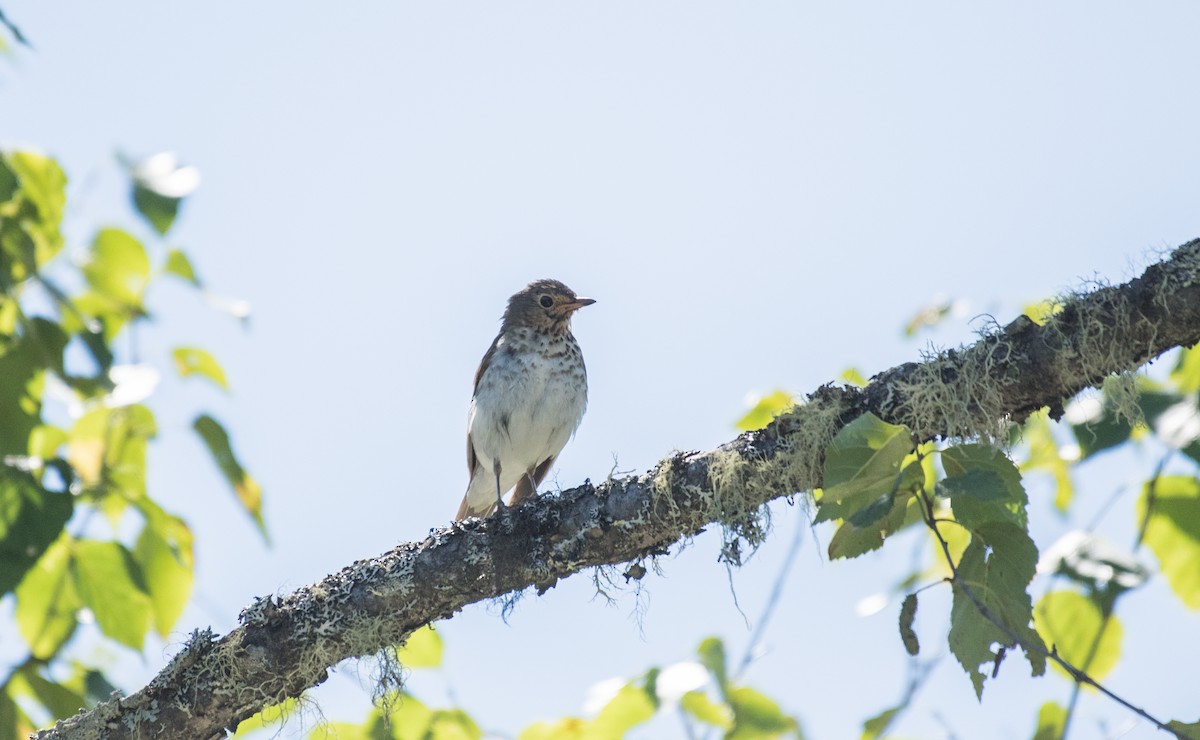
xmin=539 ymin=295 xmax=554 ymax=308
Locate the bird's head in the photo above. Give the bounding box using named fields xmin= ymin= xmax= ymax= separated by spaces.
xmin=503 ymin=279 xmax=595 ymax=333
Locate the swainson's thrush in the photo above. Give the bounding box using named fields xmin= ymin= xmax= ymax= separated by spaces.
xmin=455 ymin=279 xmax=595 ymax=520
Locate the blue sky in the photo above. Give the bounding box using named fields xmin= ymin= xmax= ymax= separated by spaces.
xmin=3 ymin=2 xmax=1200 ymax=738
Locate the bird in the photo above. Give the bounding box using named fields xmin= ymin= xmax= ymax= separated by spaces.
xmin=455 ymin=279 xmax=595 ymax=520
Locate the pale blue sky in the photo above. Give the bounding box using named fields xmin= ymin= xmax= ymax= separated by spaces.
xmin=3 ymin=2 xmax=1199 ymax=738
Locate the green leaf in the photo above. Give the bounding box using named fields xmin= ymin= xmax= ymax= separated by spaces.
xmin=82 ymin=228 xmax=151 ymax=309
xmin=899 ymin=593 xmax=919 ymax=656
xmin=132 ymin=184 xmax=180 ymax=236
xmin=28 ymin=424 xmax=68 ymax=460
xmin=727 ymin=686 xmax=800 ymax=738
xmin=426 ymin=709 xmax=481 ymax=740
xmin=193 ymin=414 xmax=268 ymax=543
xmin=1139 ymin=476 xmax=1200 ymax=609
xmin=1034 ymin=590 xmax=1123 ymax=681
xmin=1070 ymin=401 xmax=1133 ymax=460
xmin=387 ymin=694 xmax=435 ymax=740
xmin=396 ymin=624 xmax=443 ymax=669
xmin=71 ymin=540 xmax=153 ymax=650
xmin=1019 ymin=412 xmax=1074 ymax=512
xmin=0 ymin=686 xmax=37 ymax=740
xmin=0 ymin=318 xmax=68 ymax=455
xmin=133 ymin=517 xmax=194 ymax=636
xmin=697 ymin=637 xmax=729 ymax=694
xmin=860 ymin=705 xmax=899 ymax=740
xmin=15 ymin=535 xmax=80 ymax=659
xmin=942 ymin=444 xmax=1028 ymax=530
xmin=818 ymin=413 xmax=914 ymax=523
xmin=164 ymin=248 xmax=201 ymax=287
xmin=0 ymin=156 xmax=18 ymax=203
xmin=519 ymin=718 xmax=587 ymax=740
xmin=680 ymin=690 xmax=734 ymax=729
xmin=171 ymin=346 xmax=229 ymax=390
xmin=235 ymin=698 xmax=302 ymax=736
xmin=1032 ymin=701 xmax=1067 ymax=740
xmin=67 ymin=405 xmax=157 ymax=518
xmin=948 ymin=522 xmax=1046 ymax=698
xmin=3 ymin=151 xmax=67 ymax=268
xmin=827 ymin=492 xmax=913 ymax=560
xmin=1171 ymin=346 xmax=1200 ymax=395
xmin=1166 ymin=720 xmax=1200 ymax=740
xmin=15 ymin=668 xmax=86 ymax=721
xmin=736 ymin=391 xmax=794 ymax=431
xmin=590 ymin=684 xmax=656 ymax=737
xmin=0 ymin=470 xmax=73 ymax=596
xmin=840 ymin=367 xmax=868 ymax=387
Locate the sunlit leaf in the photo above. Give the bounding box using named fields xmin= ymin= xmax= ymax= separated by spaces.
xmin=519 ymin=718 xmax=587 ymax=740
xmin=0 ymin=470 xmax=72 ymax=596
xmin=904 ymin=299 xmax=953 ymax=336
xmin=1022 ymin=300 xmax=1062 ymax=326
xmin=3 ymin=150 xmax=67 ymax=269
xmin=1032 ymin=701 xmax=1066 ymax=740
xmin=590 ymin=684 xmax=655 ymax=737
xmin=1034 ymin=590 xmax=1123 ymax=681
xmin=134 ymin=518 xmax=194 ymax=636
xmin=82 ymin=228 xmax=151 ymax=309
xmin=697 ymin=637 xmax=729 ymax=694
xmin=235 ymin=698 xmax=301 ymax=736
xmin=388 ymin=694 xmax=435 ymax=740
xmin=1019 ymin=411 xmax=1075 ymax=512
xmin=396 ymin=624 xmax=443 ymax=669
xmin=164 ymin=248 xmax=201 ymax=287
xmin=817 ymin=413 xmax=914 ymax=524
xmin=1171 ymin=345 xmax=1200 ymax=395
xmin=71 ymin=540 xmax=152 ymax=650
xmin=28 ymin=424 xmax=68 ymax=461
xmin=680 ymin=690 xmax=733 ymax=729
xmin=727 ymin=686 xmax=800 ymax=738
xmin=171 ymin=346 xmax=229 ymax=390
xmin=193 ymin=414 xmax=267 ymax=543
xmin=840 ymin=367 xmax=868 ymax=387
xmin=736 ymin=390 xmax=794 ymax=432
xmin=15 ymin=535 xmax=80 ymax=659
xmin=1138 ymin=476 xmax=1200 ymax=610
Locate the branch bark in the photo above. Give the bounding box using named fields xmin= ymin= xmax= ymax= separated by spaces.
xmin=37 ymin=239 xmax=1200 ymax=739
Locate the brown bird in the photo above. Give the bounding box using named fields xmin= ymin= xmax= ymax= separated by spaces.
xmin=455 ymin=279 xmax=595 ymax=520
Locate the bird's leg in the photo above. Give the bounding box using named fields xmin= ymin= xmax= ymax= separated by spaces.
xmin=493 ymin=458 xmax=506 ymax=512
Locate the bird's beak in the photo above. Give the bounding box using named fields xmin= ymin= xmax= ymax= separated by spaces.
xmin=568 ymin=297 xmax=596 ymax=311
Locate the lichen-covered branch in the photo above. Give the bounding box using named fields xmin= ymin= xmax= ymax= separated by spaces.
xmin=36 ymin=239 xmax=1200 ymax=739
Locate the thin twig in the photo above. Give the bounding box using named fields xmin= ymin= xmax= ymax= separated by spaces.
xmin=733 ymin=514 xmax=805 ymax=681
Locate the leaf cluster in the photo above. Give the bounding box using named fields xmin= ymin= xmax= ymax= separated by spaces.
xmin=0 ymin=148 xmax=261 ymax=738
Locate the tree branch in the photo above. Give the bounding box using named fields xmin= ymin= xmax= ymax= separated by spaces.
xmin=36 ymin=239 xmax=1200 ymax=739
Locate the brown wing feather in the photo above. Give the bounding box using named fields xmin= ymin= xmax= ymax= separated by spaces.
xmin=457 ymin=333 xmax=505 ymax=520
xmin=509 ymin=455 xmax=556 ymax=508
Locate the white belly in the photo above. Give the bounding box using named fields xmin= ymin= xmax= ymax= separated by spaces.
xmin=463 ymin=331 xmax=587 ymax=511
